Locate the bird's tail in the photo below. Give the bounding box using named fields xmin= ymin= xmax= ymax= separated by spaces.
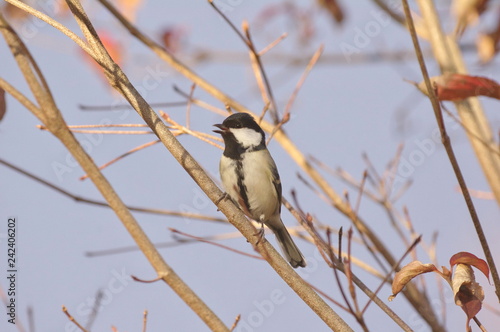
xmin=271 ymin=223 xmax=306 ymax=268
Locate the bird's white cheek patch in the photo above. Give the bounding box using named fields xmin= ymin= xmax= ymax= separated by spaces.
xmin=230 ymin=128 xmax=262 ymax=148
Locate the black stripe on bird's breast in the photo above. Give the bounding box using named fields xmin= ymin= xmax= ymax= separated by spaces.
xmin=234 ymin=160 xmax=251 ymax=216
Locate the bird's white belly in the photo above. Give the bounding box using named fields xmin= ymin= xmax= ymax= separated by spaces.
xmin=220 ymin=150 xmax=279 ymax=222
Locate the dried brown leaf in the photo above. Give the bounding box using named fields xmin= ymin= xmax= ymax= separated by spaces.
xmin=389 ymin=261 xmax=437 ymax=301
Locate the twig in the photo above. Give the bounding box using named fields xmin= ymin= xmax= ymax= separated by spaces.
xmin=80 ymin=140 xmax=161 ymax=180
xmin=362 ymin=235 xmax=422 ymax=314
xmin=327 ymin=228 xmax=354 ymax=316
xmin=86 ymin=231 xmax=247 ymax=257
xmin=62 ymin=129 xmax=153 ymax=134
xmin=208 ymin=0 xmax=279 ymax=123
xmin=283 ymin=44 xmax=323 ymax=117
xmin=191 ymin=45 xmax=484 ymax=66
xmin=170 ymin=228 xmax=263 ymax=260
xmin=459 ymin=188 xmax=494 ymax=200
xmin=172 ymin=85 xmax=227 ymax=116
xmin=441 ymin=104 xmax=500 ymax=158
xmin=27 ymin=306 xmax=34 ymax=332
xmin=371 ymin=0 xmax=406 ymax=26
xmin=283 ymin=196 xmax=412 ymax=331
xmin=142 ymin=310 xmax=148 ymax=332
xmin=353 ymin=171 xmax=367 ymax=215
xmin=0 ymin=158 xmax=226 ymax=222
xmin=258 ymin=33 xmax=287 ymax=56
xmin=266 ymin=112 xmax=290 ymax=145
xmin=62 ymin=306 xmax=88 ymax=332
xmin=257 ymin=102 xmax=271 ymax=123
xmin=404 ymin=0 xmax=500 ymax=303
xmin=307 ymin=281 xmax=349 ymax=312
xmin=472 ymin=316 xmax=487 ymax=332
xmin=229 ymin=315 xmax=241 ymax=332
xmin=186 ymin=83 xmax=196 ymax=128
xmin=85 ymin=290 xmax=103 ymax=331
xmin=159 ymin=112 xmax=224 ymax=149
xmin=345 ymin=229 xmax=359 ymax=314
xmin=79 ymin=101 xmax=187 ymax=110
xmin=132 ymin=276 xmax=163 ymax=283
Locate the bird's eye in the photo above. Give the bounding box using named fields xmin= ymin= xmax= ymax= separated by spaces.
xmin=234 ymin=124 xmax=242 ymax=128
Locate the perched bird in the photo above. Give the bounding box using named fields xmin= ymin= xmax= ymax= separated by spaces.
xmin=214 ymin=113 xmax=306 ymax=268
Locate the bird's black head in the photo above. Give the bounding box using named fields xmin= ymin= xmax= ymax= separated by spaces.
xmin=214 ymin=113 xmax=266 ymax=159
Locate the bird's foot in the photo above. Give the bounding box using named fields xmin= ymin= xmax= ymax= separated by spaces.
xmin=215 ymin=192 xmax=229 ymax=211
xmin=254 ymin=223 xmax=265 ymax=245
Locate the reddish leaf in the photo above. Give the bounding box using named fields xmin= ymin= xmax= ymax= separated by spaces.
xmin=389 ymin=261 xmax=437 ymax=301
xmin=452 ymin=264 xmax=485 ymax=330
xmin=417 ymin=73 xmax=500 ymax=101
xmin=450 ymin=252 xmax=490 ymax=281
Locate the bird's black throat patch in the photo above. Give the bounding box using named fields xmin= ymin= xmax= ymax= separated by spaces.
xmin=222 ymin=132 xmax=265 ymax=160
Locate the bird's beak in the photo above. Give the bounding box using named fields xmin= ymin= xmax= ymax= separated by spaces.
xmin=213 ymin=124 xmax=227 ymax=135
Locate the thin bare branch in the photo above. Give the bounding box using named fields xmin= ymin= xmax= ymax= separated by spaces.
xmin=142 ymin=310 xmax=148 ymax=332
xmin=86 ymin=232 xmax=244 ymax=257
xmin=258 ymin=33 xmax=287 ymax=56
xmin=62 ymin=306 xmax=88 ymax=332
xmin=0 ymin=158 xmax=226 ymax=223
xmin=84 ymin=290 xmax=103 ymax=330
xmin=79 ymin=101 xmax=187 ymax=111
xmin=170 ymin=228 xmax=263 ymax=261
xmin=283 ymin=44 xmax=323 ymax=117
xmin=362 ymin=235 xmax=421 ymax=314
xmin=229 ymin=315 xmax=241 ymax=332
xmin=80 ymin=140 xmax=161 ymax=180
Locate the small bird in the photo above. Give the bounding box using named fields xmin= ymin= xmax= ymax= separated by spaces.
xmin=214 ymin=113 xmax=306 ymax=268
